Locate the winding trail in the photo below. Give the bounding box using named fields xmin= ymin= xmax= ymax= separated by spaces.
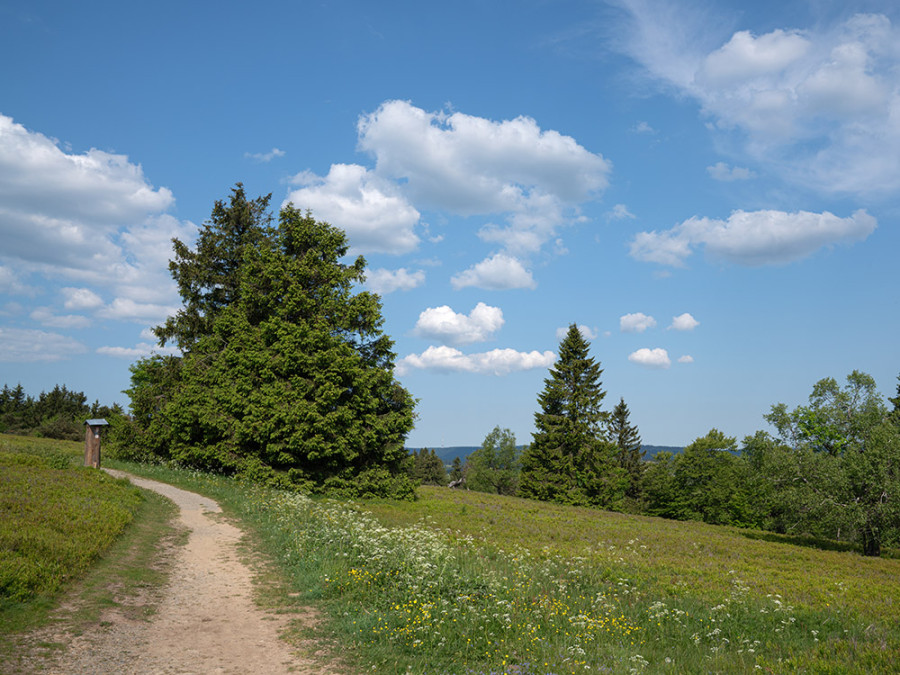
xmin=38 ymin=471 xmax=340 ymax=674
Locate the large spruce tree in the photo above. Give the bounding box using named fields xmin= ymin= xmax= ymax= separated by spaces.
xmin=518 ymin=324 xmax=626 ymax=507
xmin=122 ymin=186 xmax=416 ymax=498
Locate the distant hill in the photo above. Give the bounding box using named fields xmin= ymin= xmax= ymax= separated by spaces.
xmin=409 ymin=444 xmax=683 ymax=465
xmin=641 ymin=445 xmax=683 ymax=459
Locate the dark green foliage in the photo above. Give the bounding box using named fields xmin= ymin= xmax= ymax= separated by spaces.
xmin=409 ymin=448 xmax=448 ymax=486
xmin=154 ymin=184 xmax=273 ymax=350
xmin=641 ymin=451 xmax=677 ymax=518
xmin=0 ymin=383 xmax=122 ymax=441
xmin=519 ymin=324 xmax=626 ymax=507
xmin=889 ymin=372 xmax=900 ymax=426
xmin=123 ymin=187 xmax=416 ymax=498
xmin=607 ymin=397 xmax=644 ymax=499
xmin=641 ymin=431 xmax=760 ymax=526
xmin=465 ymin=426 xmax=520 ymax=495
xmin=672 ymin=430 xmax=760 ymax=526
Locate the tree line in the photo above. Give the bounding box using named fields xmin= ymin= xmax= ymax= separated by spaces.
xmin=451 ymin=325 xmax=900 ymax=557
xmin=0 ymin=383 xmax=122 ymax=441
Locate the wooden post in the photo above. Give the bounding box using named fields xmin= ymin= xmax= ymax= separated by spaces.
xmin=84 ymin=419 xmax=108 ymax=468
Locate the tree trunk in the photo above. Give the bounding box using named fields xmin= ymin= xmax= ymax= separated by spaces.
xmin=861 ymin=525 xmax=881 ymax=557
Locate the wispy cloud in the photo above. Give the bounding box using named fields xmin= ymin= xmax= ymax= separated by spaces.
xmin=244 ymin=147 xmax=286 ymax=163
xmin=707 ymin=162 xmax=756 ymax=182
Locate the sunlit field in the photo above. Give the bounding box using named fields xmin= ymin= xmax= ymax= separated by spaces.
xmin=110 ymin=461 xmax=900 ymax=674
xmin=0 ymin=435 xmax=144 ymax=628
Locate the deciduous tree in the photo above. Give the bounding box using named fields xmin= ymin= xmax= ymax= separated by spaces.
xmin=762 ymin=371 xmax=900 ymax=555
xmin=466 ymin=426 xmax=520 ymax=495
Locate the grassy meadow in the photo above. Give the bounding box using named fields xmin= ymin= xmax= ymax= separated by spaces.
xmin=0 ymin=434 xmax=160 ymax=640
xmin=3 ymin=434 xmax=898 ymax=673
xmin=102 ymin=459 xmax=900 ymax=674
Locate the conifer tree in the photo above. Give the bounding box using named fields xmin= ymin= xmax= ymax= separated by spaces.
xmin=889 ymin=372 xmax=900 ymax=427
xmin=607 ymin=397 xmax=645 ymax=498
xmin=519 ymin=324 xmax=625 ymax=507
xmin=449 ymin=456 xmax=463 ymax=483
xmin=125 ymin=187 xmax=416 ymax=498
xmin=154 ymin=184 xmax=272 ymax=350
xmin=412 ymin=448 xmax=448 ymax=485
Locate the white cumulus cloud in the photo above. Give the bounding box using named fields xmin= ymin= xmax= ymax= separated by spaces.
xmin=0 ymin=115 xmax=193 ymax=338
xmin=630 ymin=209 xmax=876 ymax=267
xmin=628 ymin=347 xmax=671 ymax=369
xmin=396 ymin=345 xmax=556 ymax=376
xmin=62 ymin=287 xmax=104 ymax=310
xmin=620 ymin=312 xmax=657 ymax=333
xmin=678 ymin=355 xmax=695 ymax=364
xmin=451 ymin=253 xmax=536 ymax=291
xmin=357 ymin=100 xmax=610 ymax=255
xmin=285 ymin=163 xmax=420 ymax=255
xmin=30 ymin=307 xmax=91 ymax=329
xmin=414 ymin=303 xmax=504 ymax=346
xmin=670 ymin=313 xmax=699 ymax=331
xmin=365 ymin=268 xmax=425 ymax=295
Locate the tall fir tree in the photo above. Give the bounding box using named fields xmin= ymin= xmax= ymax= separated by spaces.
xmin=518 ymin=324 xmax=626 ymax=507
xmin=607 ymin=397 xmax=645 ymax=498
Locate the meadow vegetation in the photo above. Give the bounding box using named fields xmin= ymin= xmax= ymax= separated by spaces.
xmin=103 ymin=457 xmax=900 ymax=674
xmin=3 ymin=432 xmax=899 ymax=672
xmin=0 ymin=435 xmax=146 ymax=634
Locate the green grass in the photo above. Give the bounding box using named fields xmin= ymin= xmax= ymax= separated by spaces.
xmin=0 ymin=435 xmax=181 ymax=673
xmin=0 ymin=435 xmax=149 ymax=631
xmin=102 ymin=459 xmax=900 ymax=674
xmin=0 ymin=436 xmax=143 ymax=606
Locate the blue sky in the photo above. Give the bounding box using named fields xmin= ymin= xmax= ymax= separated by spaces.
xmin=1 ymin=0 xmax=897 ymax=448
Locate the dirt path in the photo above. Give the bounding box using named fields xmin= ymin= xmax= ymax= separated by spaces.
xmin=30 ymin=471 xmax=342 ymax=675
